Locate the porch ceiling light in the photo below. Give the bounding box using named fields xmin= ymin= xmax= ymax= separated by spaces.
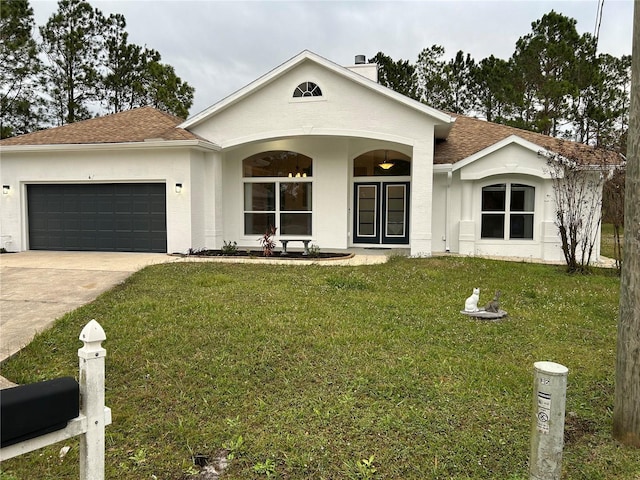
xmin=289 ymin=158 xmax=304 ymax=178
xmin=378 ymin=151 xmax=394 ymax=170
xmin=2 ymin=185 xmax=9 ymax=195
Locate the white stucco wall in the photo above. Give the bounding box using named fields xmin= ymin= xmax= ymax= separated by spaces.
xmin=189 ymin=60 xmax=438 ymax=149
xmin=0 ymin=144 xmax=207 ymax=253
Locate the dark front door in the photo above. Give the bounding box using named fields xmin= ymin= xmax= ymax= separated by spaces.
xmin=353 ymin=182 xmax=409 ymax=245
xmin=27 ymin=183 xmax=167 ymax=252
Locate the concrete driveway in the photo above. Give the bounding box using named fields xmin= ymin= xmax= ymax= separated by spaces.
xmin=0 ymin=251 xmax=176 ymax=363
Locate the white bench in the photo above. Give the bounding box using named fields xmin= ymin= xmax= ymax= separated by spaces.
xmin=280 ymin=239 xmax=311 ymax=255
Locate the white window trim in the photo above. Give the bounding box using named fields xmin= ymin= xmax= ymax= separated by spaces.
xmin=242 ymin=177 xmax=314 ymax=238
xmin=478 ymin=181 xmax=537 ymax=242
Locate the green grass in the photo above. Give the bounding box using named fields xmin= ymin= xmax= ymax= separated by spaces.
xmin=1 ymin=257 xmax=636 ymax=479
xmin=601 ymin=223 xmax=624 ymax=261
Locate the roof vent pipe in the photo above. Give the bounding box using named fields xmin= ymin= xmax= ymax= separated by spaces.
xmin=355 ymin=55 xmax=366 ymax=65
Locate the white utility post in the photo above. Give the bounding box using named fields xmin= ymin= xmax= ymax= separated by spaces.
xmin=529 ymin=361 xmax=568 ymax=480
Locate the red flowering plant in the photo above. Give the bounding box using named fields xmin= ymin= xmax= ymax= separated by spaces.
xmin=259 ymin=226 xmax=277 ymax=256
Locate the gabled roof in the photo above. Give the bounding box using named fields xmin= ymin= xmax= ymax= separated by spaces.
xmin=434 ymin=114 xmax=621 ymax=166
xmin=181 ymin=50 xmax=455 ymax=138
xmin=0 ymin=106 xmax=205 ymax=146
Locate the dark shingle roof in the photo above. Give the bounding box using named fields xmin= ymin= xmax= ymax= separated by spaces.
xmin=1 ymin=106 xmax=620 ymax=168
xmin=0 ymin=106 xmax=201 ymax=146
xmin=434 ymin=114 xmax=621 ymax=166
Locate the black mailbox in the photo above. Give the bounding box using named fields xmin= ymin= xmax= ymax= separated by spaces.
xmin=1 ymin=377 xmax=80 ymax=447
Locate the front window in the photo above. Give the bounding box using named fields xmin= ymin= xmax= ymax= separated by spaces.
xmin=243 ymin=151 xmax=313 ymax=236
xmin=244 ymin=183 xmax=276 ymax=235
xmin=280 ymin=183 xmax=312 ymax=235
xmin=481 ymin=183 xmax=534 ymax=240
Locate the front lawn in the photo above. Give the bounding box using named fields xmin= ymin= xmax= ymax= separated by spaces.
xmin=601 ymin=223 xmax=624 ymax=261
xmin=1 ymin=257 xmax=635 ymax=479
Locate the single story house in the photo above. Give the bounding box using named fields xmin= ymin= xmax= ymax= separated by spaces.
xmin=0 ymin=50 xmax=618 ymax=260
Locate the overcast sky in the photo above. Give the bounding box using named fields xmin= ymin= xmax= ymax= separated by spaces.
xmin=31 ymin=0 xmax=635 ymax=118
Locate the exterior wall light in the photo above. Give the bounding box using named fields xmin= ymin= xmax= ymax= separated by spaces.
xmin=2 ymin=185 xmax=10 ymax=195
xmin=175 ymin=183 xmax=182 ymax=194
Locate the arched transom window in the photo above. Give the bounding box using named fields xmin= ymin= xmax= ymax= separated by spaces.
xmin=293 ymin=82 xmax=322 ymax=98
xmin=353 ymin=150 xmax=411 ymax=176
xmin=243 ymin=151 xmax=312 ymax=178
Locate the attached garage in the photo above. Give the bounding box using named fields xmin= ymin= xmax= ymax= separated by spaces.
xmin=27 ymin=183 xmax=167 ymax=253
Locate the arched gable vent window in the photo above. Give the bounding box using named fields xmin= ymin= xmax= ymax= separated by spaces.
xmin=293 ymin=82 xmax=322 ymax=97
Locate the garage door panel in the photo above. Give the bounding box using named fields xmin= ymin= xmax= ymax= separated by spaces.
xmin=132 ymin=202 xmax=152 ymax=213
xmin=28 ymin=183 xmax=167 ymax=253
xmin=97 ymin=218 xmax=115 ymax=231
xmin=47 ymin=218 xmax=64 ymax=231
xmin=150 ymin=218 xmax=166 ymax=231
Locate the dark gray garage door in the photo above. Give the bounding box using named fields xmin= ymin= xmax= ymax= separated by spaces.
xmin=27 ymin=183 xmax=167 ymax=252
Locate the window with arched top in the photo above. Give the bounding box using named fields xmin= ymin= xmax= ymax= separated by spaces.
xmin=293 ymin=82 xmax=322 ymax=98
xmin=242 ymin=151 xmax=313 ymax=236
xmin=481 ymin=183 xmax=535 ymax=239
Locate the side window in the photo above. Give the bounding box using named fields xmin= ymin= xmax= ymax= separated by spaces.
xmin=481 ymin=183 xmax=534 ymax=240
xmin=509 ymin=184 xmax=535 ymax=239
xmin=481 ymin=184 xmax=506 ymax=239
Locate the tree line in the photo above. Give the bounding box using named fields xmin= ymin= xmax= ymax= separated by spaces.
xmin=1 ymin=0 xmax=194 ymax=138
xmin=370 ymin=10 xmax=631 ymax=153
xmin=2 ymin=5 xmax=631 ymax=151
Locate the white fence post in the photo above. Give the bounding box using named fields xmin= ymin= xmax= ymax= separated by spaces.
xmin=78 ymin=319 xmax=108 ymax=480
xmin=529 ymin=361 xmax=568 ymax=480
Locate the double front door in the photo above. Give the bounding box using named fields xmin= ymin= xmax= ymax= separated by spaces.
xmin=353 ymin=182 xmax=410 ymax=244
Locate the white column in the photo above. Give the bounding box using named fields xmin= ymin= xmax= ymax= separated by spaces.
xmin=410 ymin=140 xmax=434 ymax=257
xmin=458 ymin=181 xmax=475 ymax=254
xmin=205 ymin=151 xmax=224 ymax=249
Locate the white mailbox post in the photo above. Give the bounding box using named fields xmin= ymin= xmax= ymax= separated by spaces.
xmin=0 ymin=320 xmax=112 ymax=480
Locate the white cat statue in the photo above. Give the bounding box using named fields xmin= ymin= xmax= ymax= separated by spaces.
xmin=464 ymin=288 xmax=480 ymax=312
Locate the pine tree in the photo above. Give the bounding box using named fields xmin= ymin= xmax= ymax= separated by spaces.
xmin=369 ymin=51 xmax=418 ymax=100
xmin=39 ymin=0 xmax=105 ymax=125
xmin=0 ymin=0 xmax=44 ymax=137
